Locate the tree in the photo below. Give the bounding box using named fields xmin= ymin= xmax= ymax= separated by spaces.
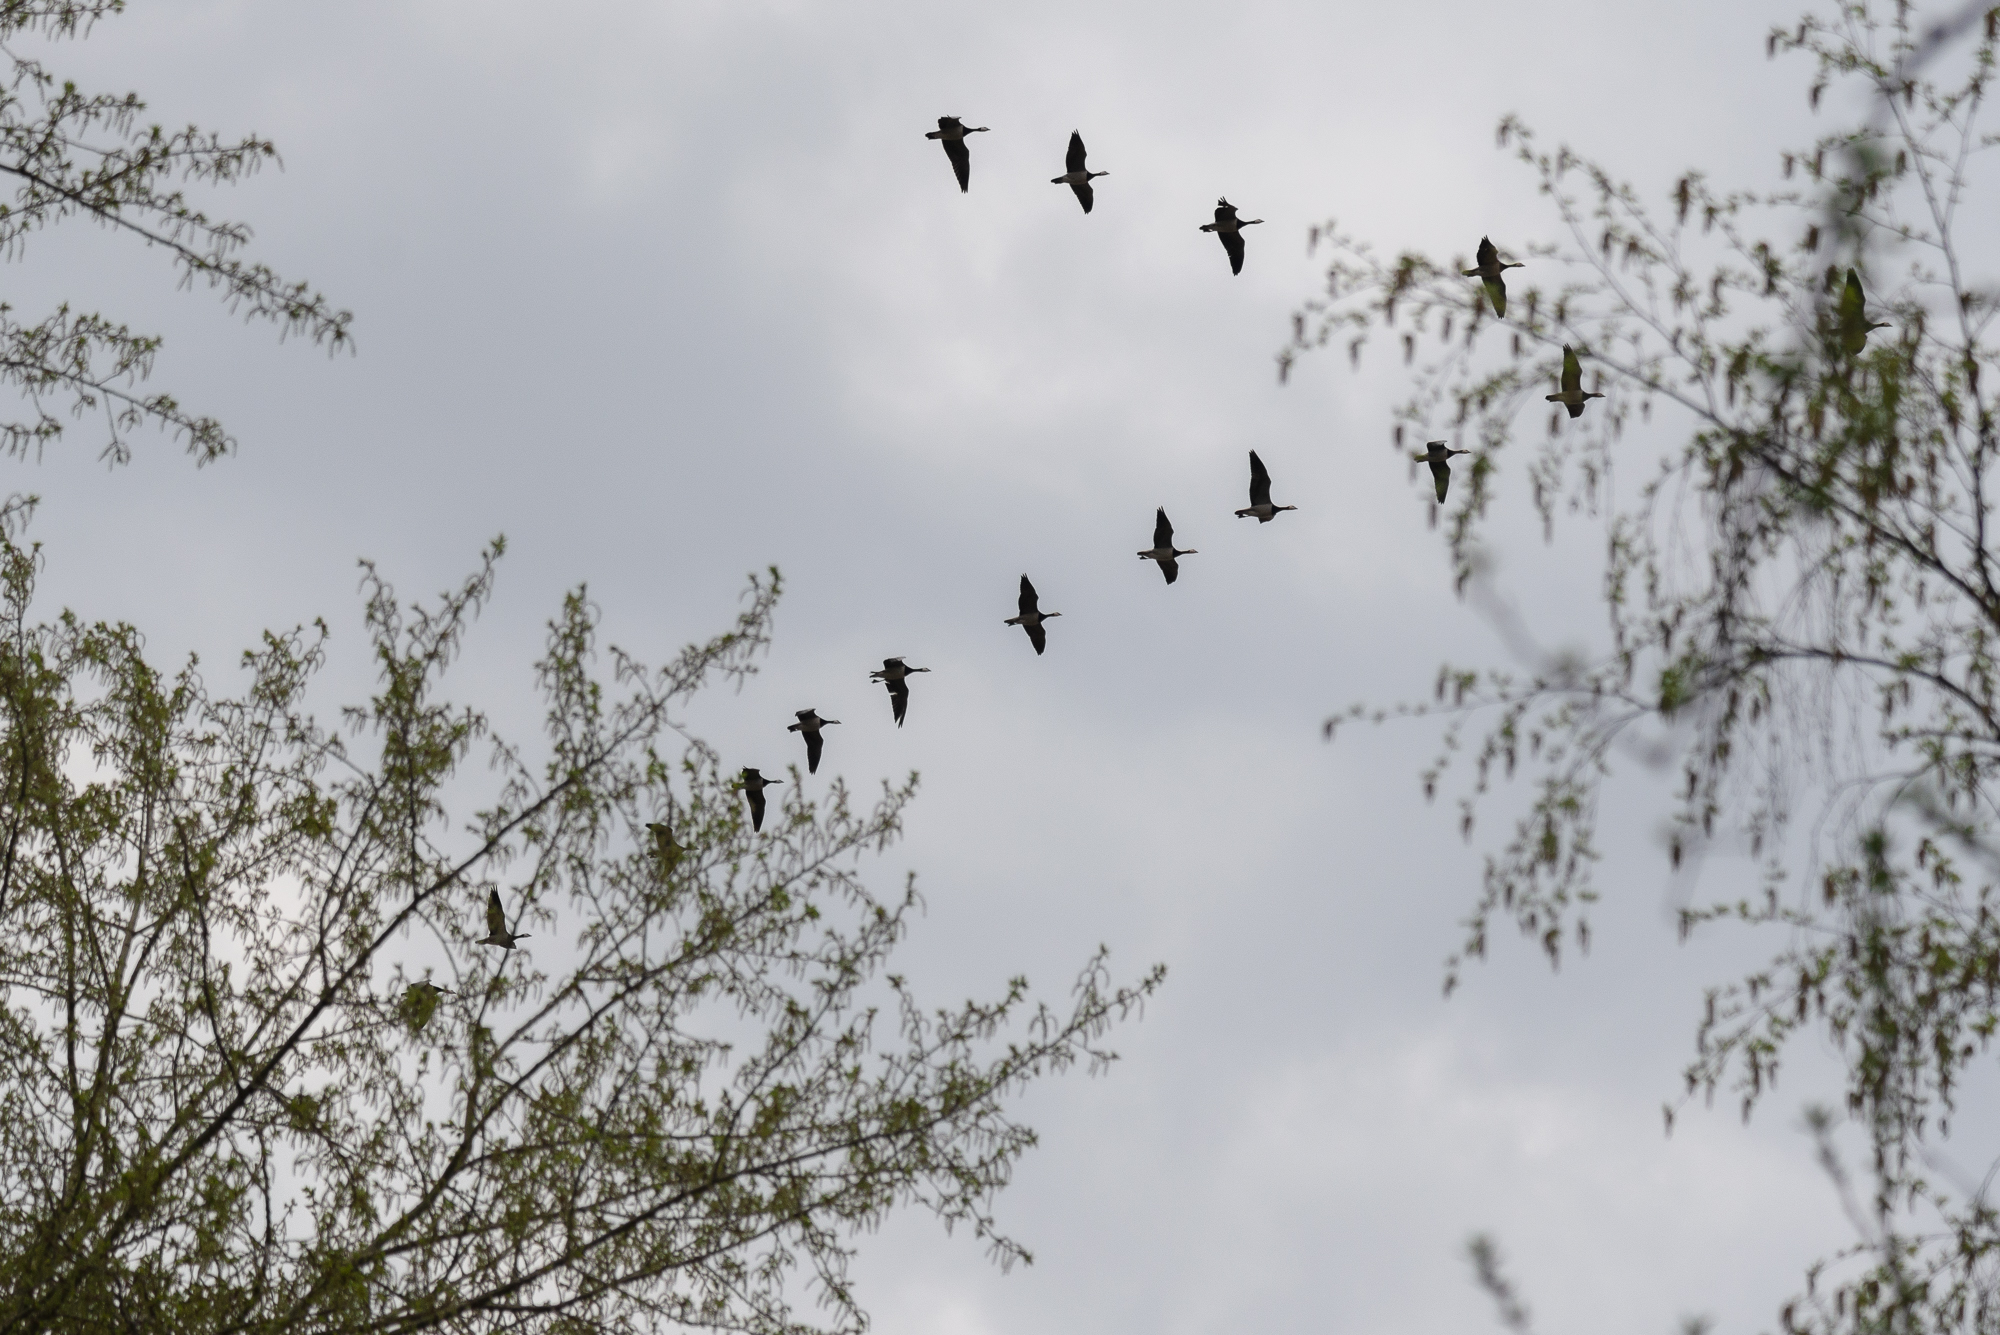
xmin=0 ymin=513 xmax=1160 ymax=1332
xmin=0 ymin=0 xmax=349 ymax=465
xmin=1285 ymin=2 xmax=2000 ymax=1329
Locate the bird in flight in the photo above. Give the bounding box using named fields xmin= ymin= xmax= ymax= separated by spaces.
xmin=1544 ymin=345 xmax=1605 ymax=419
xmin=869 ymin=657 xmax=931 ymax=727
xmin=788 ymin=709 xmax=841 ymax=774
xmin=478 ymin=889 xmax=530 ymax=951
xmin=1838 ymin=268 xmax=1891 ymax=354
xmin=1051 ymin=131 xmax=1109 ymax=213
xmin=1200 ymin=198 xmax=1264 ymax=275
xmin=1137 ymin=507 xmax=1198 ymax=584
xmin=1005 ymin=575 xmax=1060 ymax=655
xmin=926 ymin=116 xmax=989 ymax=193
xmin=1234 ymin=450 xmax=1297 ymax=523
xmin=1462 ymin=236 xmax=1524 ymax=318
xmin=645 ymin=821 xmax=687 ymax=874
xmin=738 ymin=767 xmax=780 ymax=832
xmin=399 ymin=979 xmax=452 ymax=1033
xmin=1415 ymin=440 xmax=1471 ymax=503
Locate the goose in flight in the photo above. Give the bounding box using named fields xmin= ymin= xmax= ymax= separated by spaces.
xmin=738 ymin=767 xmax=780 ymax=832
xmin=869 ymin=657 xmax=931 ymax=727
xmin=1462 ymin=236 xmax=1524 ymax=318
xmin=477 ymin=889 xmax=530 ymax=951
xmin=399 ymin=979 xmax=452 ymax=1033
xmin=1415 ymin=440 xmax=1471 ymax=503
xmin=1545 ymin=345 xmax=1605 ymax=418
xmin=1138 ymin=507 xmax=1198 ymax=584
xmin=1234 ymin=450 xmax=1297 ymax=523
xmin=926 ymin=116 xmax=989 ymax=193
xmin=1051 ymin=131 xmax=1109 ymax=213
xmin=1838 ymin=268 xmax=1891 ymax=354
xmin=645 ymin=821 xmax=687 ymax=874
xmin=1200 ymin=198 xmax=1264 ymax=275
xmin=1005 ymin=575 xmax=1061 ymax=655
xmin=788 ymin=709 xmax=841 ymax=774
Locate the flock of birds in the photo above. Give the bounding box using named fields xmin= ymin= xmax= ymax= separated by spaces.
xmin=413 ymin=122 xmax=1903 ymax=999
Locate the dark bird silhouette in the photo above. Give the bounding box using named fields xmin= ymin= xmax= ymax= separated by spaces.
xmin=738 ymin=767 xmax=780 ymax=832
xmin=926 ymin=116 xmax=989 ymax=193
xmin=1050 ymin=131 xmax=1109 ymax=213
xmin=1137 ymin=507 xmax=1198 ymax=584
xmin=1462 ymin=236 xmax=1524 ymax=318
xmin=1234 ymin=450 xmax=1297 ymax=522
xmin=1415 ymin=440 xmax=1471 ymax=503
xmin=1199 ymin=198 xmax=1264 ymax=275
xmin=1838 ymin=268 xmax=1891 ymax=354
xmin=477 ymin=889 xmax=530 ymax=951
xmin=1545 ymin=345 xmax=1605 ymax=419
xmin=1005 ymin=575 xmax=1061 ymax=655
xmin=869 ymin=657 xmax=931 ymax=727
xmin=788 ymin=709 xmax=841 ymax=774
xmin=399 ymin=979 xmax=452 ymax=1033
xmin=645 ymin=821 xmax=687 ymax=874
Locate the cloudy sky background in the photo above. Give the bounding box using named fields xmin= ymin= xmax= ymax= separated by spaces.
xmin=4 ymin=1 xmax=1952 ymax=1331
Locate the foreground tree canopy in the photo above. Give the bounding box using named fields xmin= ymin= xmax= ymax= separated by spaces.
xmin=1289 ymin=2 xmax=2000 ymax=1330
xmin=0 ymin=0 xmax=349 ymax=464
xmin=0 ymin=518 xmax=1159 ymax=1332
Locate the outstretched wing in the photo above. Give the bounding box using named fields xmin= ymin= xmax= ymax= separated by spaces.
xmin=889 ymin=681 xmax=909 ymax=726
xmin=1027 ymin=620 xmax=1047 ymax=655
xmin=1561 ymin=345 xmax=1583 ymax=394
xmin=1482 ymin=276 xmax=1506 ymax=318
xmin=486 ymin=890 xmax=507 ymax=938
xmin=944 ymin=138 xmax=971 ymax=192
xmin=1153 ymin=507 xmax=1174 ymax=549
xmin=1476 ymin=235 xmax=1498 ymax=270
xmin=1070 ymin=179 xmax=1094 ymax=214
xmin=1222 ymin=229 xmax=1245 ymax=275
xmin=1066 ymin=130 xmax=1087 ymax=175
xmin=746 ymin=784 xmax=766 ymax=832
xmin=1248 ymin=450 xmax=1272 ymax=507
xmin=1018 ymin=575 xmax=1039 ymax=618
xmin=1159 ymin=555 xmax=1179 ymax=585
xmin=1430 ymin=458 xmax=1451 ymax=503
xmin=805 ymin=731 xmax=824 ymax=774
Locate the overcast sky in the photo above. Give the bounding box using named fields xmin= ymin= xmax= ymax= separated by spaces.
xmin=5 ymin=1 xmax=1935 ymax=1331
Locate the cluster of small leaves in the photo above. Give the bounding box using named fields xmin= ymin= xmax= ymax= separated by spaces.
xmin=0 ymin=0 xmax=350 ymax=465
xmin=0 ymin=525 xmax=1160 ymax=1334
xmin=1296 ymin=2 xmax=2000 ymax=1330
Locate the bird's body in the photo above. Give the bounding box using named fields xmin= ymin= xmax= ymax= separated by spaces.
xmin=645 ymin=821 xmax=687 ymax=874
xmin=1544 ymin=345 xmax=1605 ymax=419
xmin=1415 ymin=440 xmax=1471 ymax=503
xmin=1137 ymin=507 xmax=1198 ymax=584
xmin=1461 ymin=236 xmax=1524 ymax=318
xmin=738 ymin=768 xmax=780 ymax=832
xmin=1199 ymin=198 xmax=1264 ymax=275
xmin=926 ymin=116 xmax=989 ymax=193
xmin=787 ymin=709 xmax=841 ymax=774
xmin=1050 ymin=131 xmax=1109 ymax=213
xmin=1838 ymin=268 xmax=1891 ymax=354
xmin=869 ymin=657 xmax=931 ymax=727
xmin=1234 ymin=450 xmax=1297 ymax=522
xmin=1005 ymin=575 xmax=1061 ymax=655
xmin=477 ymin=889 xmax=530 ymax=951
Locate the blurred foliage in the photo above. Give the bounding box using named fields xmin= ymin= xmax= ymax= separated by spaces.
xmin=0 ymin=0 xmax=350 ymax=464
xmin=0 ymin=517 xmax=1160 ymax=1332
xmin=1290 ymin=1 xmax=2000 ymax=1330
